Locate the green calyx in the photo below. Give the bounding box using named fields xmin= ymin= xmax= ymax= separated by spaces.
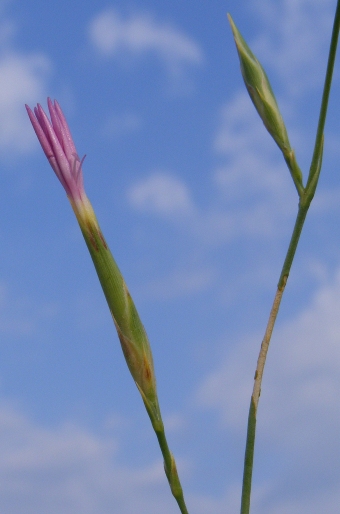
xmin=73 ymin=200 xmax=189 ymax=513
xmin=76 ymin=209 xmax=160 ymax=419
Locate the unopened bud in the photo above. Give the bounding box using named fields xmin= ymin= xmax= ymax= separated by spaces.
xmin=228 ymin=14 xmax=304 ymax=193
xmin=228 ymin=16 xmax=289 ymax=151
xmin=26 ymin=98 xmax=162 ymax=423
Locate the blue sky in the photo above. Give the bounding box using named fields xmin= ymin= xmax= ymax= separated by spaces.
xmin=0 ymin=0 xmax=340 ymax=512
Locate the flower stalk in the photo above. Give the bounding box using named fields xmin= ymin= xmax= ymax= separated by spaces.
xmin=26 ymin=99 xmax=189 ymax=514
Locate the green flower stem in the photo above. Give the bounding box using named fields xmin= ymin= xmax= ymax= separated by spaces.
xmin=277 ymin=205 xmax=309 ymax=289
xmin=240 ymin=1 xmax=340 ymax=512
xmin=153 ymin=419 xmax=189 ymax=514
xmin=241 ymin=207 xmax=304 ymax=514
xmin=141 ymin=390 xmax=189 ymax=514
xmin=74 ymin=207 xmax=190 ymax=514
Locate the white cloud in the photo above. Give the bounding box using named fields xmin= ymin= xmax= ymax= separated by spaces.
xmin=214 ymin=92 xmax=269 ymax=156
xmin=251 ymin=0 xmax=334 ymax=96
xmin=0 ymin=52 xmax=51 ymax=153
xmin=127 ymin=172 xmax=195 ymax=217
xmin=199 ymin=92 xmax=297 ymax=241
xmin=0 ymin=12 xmax=51 ymax=154
xmin=89 ymin=9 xmax=203 ymax=74
xmin=124 ymin=5 xmax=336 ymax=245
xmin=0 ymin=403 xmax=182 ymax=514
xmin=213 ymin=92 xmax=292 ymax=202
xmin=127 ymin=95 xmax=297 ymax=246
xmin=0 ymin=401 xmax=249 ymax=514
xmin=198 ymin=268 xmax=340 ymax=433
xmin=197 ymin=267 xmax=340 ymax=512
xmin=0 ymin=290 xmax=339 ymax=514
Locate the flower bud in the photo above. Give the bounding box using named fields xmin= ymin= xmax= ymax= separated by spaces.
xmin=228 ymin=15 xmax=303 ymax=193
xmin=228 ymin=16 xmax=288 ymax=152
xmin=26 ymin=98 xmax=161 ymax=421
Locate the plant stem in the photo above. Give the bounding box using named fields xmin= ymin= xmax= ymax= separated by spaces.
xmin=148 ymin=414 xmax=189 ymax=514
xmin=240 ymin=1 xmax=340 ymax=512
xmin=80 ymin=216 xmax=190 ymax=514
xmin=240 ymin=205 xmax=306 ymax=514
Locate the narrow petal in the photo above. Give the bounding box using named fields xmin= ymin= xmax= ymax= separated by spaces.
xmin=26 ymin=105 xmax=53 ymax=159
xmin=47 ymin=98 xmax=64 ymax=149
xmin=26 ymin=104 xmax=70 ymax=189
xmin=35 ymin=104 xmax=74 ymax=196
xmin=26 ymin=99 xmax=87 ymax=206
xmin=53 ymin=99 xmax=77 ymax=158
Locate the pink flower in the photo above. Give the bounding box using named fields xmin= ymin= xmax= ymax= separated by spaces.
xmin=26 ymin=98 xmax=86 ymax=206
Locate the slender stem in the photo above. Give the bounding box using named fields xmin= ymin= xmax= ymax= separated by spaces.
xmin=240 ymin=202 xmax=316 ymax=514
xmin=251 ymin=280 xmax=287 ymax=408
xmin=153 ymin=421 xmax=189 ymax=514
xmin=278 ymin=206 xmax=308 ymax=288
xmin=240 ymin=398 xmax=256 ymax=514
xmin=240 ymin=4 xmax=340 ymax=511
xmin=240 ymin=205 xmax=306 ymax=514
xmin=139 ymin=386 xmax=189 ymax=514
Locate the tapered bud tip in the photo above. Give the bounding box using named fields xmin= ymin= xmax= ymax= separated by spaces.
xmin=227 ymin=14 xmax=240 ymax=41
xmin=228 ymin=14 xmax=257 ymax=65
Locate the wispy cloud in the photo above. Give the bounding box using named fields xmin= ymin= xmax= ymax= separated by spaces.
xmin=0 ymin=53 xmax=51 ymax=153
xmin=1 ymin=272 xmax=340 ymax=514
xmin=213 ymin=92 xmax=292 ymax=203
xmin=127 ymin=93 xmax=296 ymax=245
xmin=251 ymin=0 xmax=334 ymax=96
xmin=88 ymin=9 xmax=203 ymax=75
xmin=198 ymin=268 xmax=340 ymax=432
xmin=0 ymin=403 xmax=180 ymax=514
xmin=0 ymin=14 xmax=51 ymax=154
xmin=127 ymin=171 xmax=195 ymax=217
xmin=0 ymin=401 xmax=313 ymax=514
xmin=197 ymin=267 xmax=340 ymax=512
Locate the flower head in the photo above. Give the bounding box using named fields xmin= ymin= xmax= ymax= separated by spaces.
xmin=26 ymin=98 xmax=86 ymax=208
